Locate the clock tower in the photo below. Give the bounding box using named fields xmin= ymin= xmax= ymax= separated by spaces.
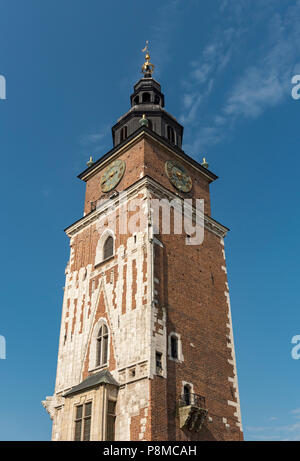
xmin=43 ymin=48 xmax=243 ymax=441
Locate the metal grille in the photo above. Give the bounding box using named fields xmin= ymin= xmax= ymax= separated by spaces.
xmin=178 ymin=393 xmax=206 ymax=409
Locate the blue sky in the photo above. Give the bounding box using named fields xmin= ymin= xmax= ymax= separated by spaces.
xmin=0 ymin=0 xmax=300 ymax=441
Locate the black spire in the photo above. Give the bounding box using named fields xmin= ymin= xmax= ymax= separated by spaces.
xmin=111 ymin=44 xmax=183 ymax=148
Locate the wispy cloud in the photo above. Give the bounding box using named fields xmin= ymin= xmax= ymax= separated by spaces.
xmin=246 ymin=408 xmax=300 ymax=441
xmin=149 ymin=0 xmax=181 ymax=77
xmin=223 ymin=5 xmax=300 ymax=119
xmin=291 ymin=408 xmax=300 ymax=419
xmin=180 ymin=26 xmax=238 ymax=126
xmin=181 ymin=0 xmax=300 ymax=153
xmin=79 ymin=124 xmax=110 ymax=154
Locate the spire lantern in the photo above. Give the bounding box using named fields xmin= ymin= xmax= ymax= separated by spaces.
xmin=111 ymin=44 xmax=183 ymax=149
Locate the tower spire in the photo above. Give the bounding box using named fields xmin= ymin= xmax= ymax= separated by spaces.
xmin=141 ymin=40 xmax=155 ymax=77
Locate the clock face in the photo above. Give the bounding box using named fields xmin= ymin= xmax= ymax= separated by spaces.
xmin=165 ymin=160 xmax=192 ymax=193
xmin=100 ymin=159 xmax=126 ymax=193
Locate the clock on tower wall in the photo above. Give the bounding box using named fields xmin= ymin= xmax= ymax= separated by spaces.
xmin=81 ymin=140 xmax=146 ymax=215
xmin=165 ymin=160 xmax=193 ymax=193
xmin=142 ymin=139 xmax=214 ymax=216
xmin=100 ymin=159 xmax=126 ymax=193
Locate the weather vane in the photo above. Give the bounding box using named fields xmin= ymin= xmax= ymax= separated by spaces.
xmin=141 ymin=40 xmax=155 ymax=77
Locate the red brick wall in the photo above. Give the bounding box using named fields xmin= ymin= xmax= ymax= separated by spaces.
xmin=150 ymin=219 xmax=243 ymax=440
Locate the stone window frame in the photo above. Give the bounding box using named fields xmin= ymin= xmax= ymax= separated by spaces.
xmin=155 ymin=351 xmax=163 ymax=375
xmin=95 ymin=229 xmax=115 ymax=267
xmin=89 ymin=318 xmax=110 ymax=372
xmin=168 ymin=332 xmax=184 ymax=363
xmin=181 ymin=380 xmax=194 ymax=404
xmin=106 ymin=399 xmax=117 ymax=441
xmin=72 ymin=396 xmax=93 ymax=441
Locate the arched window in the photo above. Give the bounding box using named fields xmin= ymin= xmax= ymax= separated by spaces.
xmin=167 ymin=126 xmax=175 ymax=144
xmin=103 ymin=236 xmax=114 ymax=260
xmin=96 ymin=324 xmax=109 ymax=367
xmin=170 ymin=335 xmax=178 ymax=359
xmin=154 ymin=95 xmax=160 ymax=105
xmin=183 ymin=384 xmax=191 ymax=406
xmin=134 ymin=96 xmax=139 ymax=105
xmin=142 ymin=92 xmax=151 ymax=103
xmin=120 ymin=126 xmax=127 ymax=142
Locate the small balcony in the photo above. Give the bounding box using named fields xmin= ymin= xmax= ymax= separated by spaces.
xmin=177 ymin=393 xmax=208 ymax=432
xmin=178 ymin=393 xmax=206 ymax=409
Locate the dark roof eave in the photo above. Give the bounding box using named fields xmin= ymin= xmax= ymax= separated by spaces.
xmin=63 ymin=370 xmax=119 ymax=398
xmin=77 ymin=126 xmax=218 ymax=182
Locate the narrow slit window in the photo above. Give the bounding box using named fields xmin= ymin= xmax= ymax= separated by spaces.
xmin=167 ymin=126 xmax=175 ymax=143
xmin=120 ymin=126 xmax=127 ymax=142
xmin=170 ymin=335 xmax=178 ymax=359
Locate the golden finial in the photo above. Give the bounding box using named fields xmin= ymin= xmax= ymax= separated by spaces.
xmin=87 ymin=156 xmax=93 ymax=167
xmin=201 ymin=157 xmax=209 ymax=169
xmin=141 ymin=40 xmax=155 ymax=77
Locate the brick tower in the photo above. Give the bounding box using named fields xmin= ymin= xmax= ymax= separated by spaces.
xmin=43 ymin=49 xmax=243 ymax=441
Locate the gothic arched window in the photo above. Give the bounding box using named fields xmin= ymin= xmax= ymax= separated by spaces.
xmin=167 ymin=126 xmax=175 ymax=144
xmin=96 ymin=324 xmax=109 ymax=367
xmin=103 ymin=236 xmax=114 ymax=260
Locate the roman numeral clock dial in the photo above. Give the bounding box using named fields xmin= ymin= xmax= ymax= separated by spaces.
xmin=100 ymin=159 xmax=126 ymax=193
xmin=165 ymin=160 xmax=192 ymax=193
